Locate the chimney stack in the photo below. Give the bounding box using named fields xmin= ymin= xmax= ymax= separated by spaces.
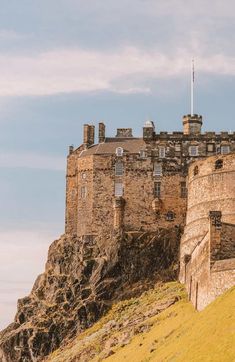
xmin=99 ymin=122 xmax=106 ymax=143
xmin=83 ymin=124 xmax=95 ymax=148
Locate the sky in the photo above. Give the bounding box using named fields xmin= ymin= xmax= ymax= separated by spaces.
xmin=0 ymin=0 xmax=235 ymax=329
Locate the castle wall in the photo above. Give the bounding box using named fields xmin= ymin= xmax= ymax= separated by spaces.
xmin=180 ymin=153 xmax=235 ymax=278
xmin=180 ymin=153 xmax=235 ymax=310
xmin=65 ymin=154 xmax=78 ymax=235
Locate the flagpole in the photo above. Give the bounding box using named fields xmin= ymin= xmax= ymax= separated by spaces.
xmin=191 ymin=59 xmax=194 ymax=116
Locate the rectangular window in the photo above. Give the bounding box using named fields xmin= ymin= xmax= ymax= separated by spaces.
xmin=115 ymin=162 xmax=123 ymax=176
xmin=115 ymin=182 xmax=123 ymax=197
xmin=207 ymin=144 xmax=214 ymax=153
xmin=81 ymin=186 xmax=87 ymax=199
xmin=139 ymin=150 xmax=147 ymax=158
xmin=159 ymin=146 xmax=165 ymax=158
xmin=154 ymin=182 xmax=161 ymax=198
xmin=221 ymin=145 xmax=230 ymax=155
xmin=189 ymin=146 xmax=199 ymax=156
xmin=175 ymin=144 xmax=181 ymax=152
xmin=153 ymin=162 xmax=162 ymax=176
xmin=181 ymin=182 xmax=187 ymax=198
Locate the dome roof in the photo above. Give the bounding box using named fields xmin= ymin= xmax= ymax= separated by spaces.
xmin=144 ymin=120 xmax=155 ymax=128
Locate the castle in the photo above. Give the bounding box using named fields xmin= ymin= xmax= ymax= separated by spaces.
xmin=65 ymin=114 xmax=235 ymax=310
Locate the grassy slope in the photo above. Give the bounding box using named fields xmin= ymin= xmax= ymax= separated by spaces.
xmin=107 ymin=287 xmax=235 ymax=362
xmin=47 ymin=283 xmax=235 ymax=362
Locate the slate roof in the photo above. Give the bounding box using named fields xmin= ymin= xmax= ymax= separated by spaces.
xmin=79 ymin=137 xmax=145 ymax=157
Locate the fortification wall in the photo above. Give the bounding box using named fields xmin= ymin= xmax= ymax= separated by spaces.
xmin=180 ymin=153 xmax=235 ymax=277
xmin=180 ymin=153 xmax=235 ymax=309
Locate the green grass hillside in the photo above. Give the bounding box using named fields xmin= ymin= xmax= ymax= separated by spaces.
xmin=47 ymin=283 xmax=235 ymax=362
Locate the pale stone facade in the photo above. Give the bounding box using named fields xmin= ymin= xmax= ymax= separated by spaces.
xmin=179 ymin=154 xmax=235 ymax=309
xmin=65 ymin=114 xmax=235 ymax=309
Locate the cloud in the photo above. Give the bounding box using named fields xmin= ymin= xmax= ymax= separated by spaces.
xmin=0 ymin=152 xmax=66 ymax=171
xmin=0 ymin=47 xmax=235 ymax=97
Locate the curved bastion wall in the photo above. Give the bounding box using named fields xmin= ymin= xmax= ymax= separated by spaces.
xmin=179 ymin=152 xmax=235 ymax=282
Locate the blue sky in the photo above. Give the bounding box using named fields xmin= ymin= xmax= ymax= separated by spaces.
xmin=1 ymin=0 xmax=235 ymax=329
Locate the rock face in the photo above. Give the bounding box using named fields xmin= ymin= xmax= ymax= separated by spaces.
xmin=0 ymin=227 xmax=180 ymax=362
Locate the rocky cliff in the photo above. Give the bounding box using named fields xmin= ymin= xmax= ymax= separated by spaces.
xmin=0 ymin=227 xmax=180 ymax=362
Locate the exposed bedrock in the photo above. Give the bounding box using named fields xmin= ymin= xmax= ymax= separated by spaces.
xmin=0 ymin=227 xmax=181 ymax=362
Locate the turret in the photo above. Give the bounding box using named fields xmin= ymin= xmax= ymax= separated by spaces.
xmin=182 ymin=114 xmax=203 ymax=135
xmin=143 ymin=120 xmax=155 ymax=141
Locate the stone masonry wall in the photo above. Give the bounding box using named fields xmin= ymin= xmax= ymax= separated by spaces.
xmin=180 ymin=153 xmax=235 ymax=310
xmin=180 ymin=153 xmax=235 ymax=282
xmin=68 ymin=152 xmax=187 ymax=237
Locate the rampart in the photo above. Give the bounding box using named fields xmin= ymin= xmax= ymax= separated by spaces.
xmin=180 ymin=154 xmax=235 ymax=310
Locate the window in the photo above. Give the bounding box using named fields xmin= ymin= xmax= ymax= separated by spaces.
xmin=215 ymin=159 xmax=223 ymax=170
xmin=159 ymin=146 xmax=166 ymax=158
xmin=216 ymin=145 xmax=221 ymax=154
xmin=115 ymin=182 xmax=123 ymax=197
xmin=116 ymin=147 xmax=123 ymax=157
xmin=153 ymin=163 xmax=162 ymax=176
xmin=81 ymin=186 xmax=87 ymax=199
xmin=189 ymin=146 xmax=199 ymax=156
xmin=154 ymin=182 xmax=161 ymax=198
xmin=207 ymin=144 xmax=214 ymax=153
xmin=115 ymin=162 xmax=123 ymax=176
xmin=194 ymin=166 xmax=199 ymax=176
xmin=175 ymin=144 xmax=181 ymax=152
xmin=221 ymin=145 xmax=230 ymax=155
xmin=181 ymin=182 xmax=187 ymax=198
xmin=139 ymin=149 xmax=147 ymax=158
xmin=166 ymin=211 xmax=175 ymax=221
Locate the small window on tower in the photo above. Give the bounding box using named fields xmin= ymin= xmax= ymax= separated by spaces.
xmin=166 ymin=211 xmax=175 ymax=221
xmin=181 ymin=182 xmax=187 ymax=198
xmin=154 ymin=182 xmax=161 ymax=198
xmin=115 ymin=162 xmax=123 ymax=176
xmin=159 ymin=146 xmax=166 ymax=158
xmin=153 ymin=163 xmax=162 ymax=176
xmin=116 ymin=147 xmax=124 ymax=157
xmin=189 ymin=146 xmax=199 ymax=156
xmin=194 ymin=165 xmax=199 ymax=176
xmin=81 ymin=186 xmax=87 ymax=199
xmin=115 ymin=182 xmax=123 ymax=197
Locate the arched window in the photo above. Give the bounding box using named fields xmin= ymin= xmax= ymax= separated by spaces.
xmin=194 ymin=165 xmax=199 ymax=176
xmin=166 ymin=211 xmax=175 ymax=221
xmin=116 ymin=147 xmax=123 ymax=157
xmin=215 ymin=159 xmax=223 ymax=170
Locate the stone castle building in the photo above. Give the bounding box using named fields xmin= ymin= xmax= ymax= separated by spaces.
xmin=65 ymin=114 xmax=235 ymax=310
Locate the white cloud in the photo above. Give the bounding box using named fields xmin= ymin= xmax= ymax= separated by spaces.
xmin=0 ymin=152 xmax=66 ymax=171
xmin=0 ymin=47 xmax=234 ymax=97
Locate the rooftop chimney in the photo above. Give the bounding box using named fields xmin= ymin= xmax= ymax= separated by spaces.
xmin=99 ymin=122 xmax=106 ymax=143
xmin=83 ymin=124 xmax=95 ymax=148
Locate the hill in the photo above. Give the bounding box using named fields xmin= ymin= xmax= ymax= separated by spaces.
xmin=46 ymin=283 xmax=235 ymax=362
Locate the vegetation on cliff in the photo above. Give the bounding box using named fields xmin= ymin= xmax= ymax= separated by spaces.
xmin=47 ymin=283 xmax=235 ymax=362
